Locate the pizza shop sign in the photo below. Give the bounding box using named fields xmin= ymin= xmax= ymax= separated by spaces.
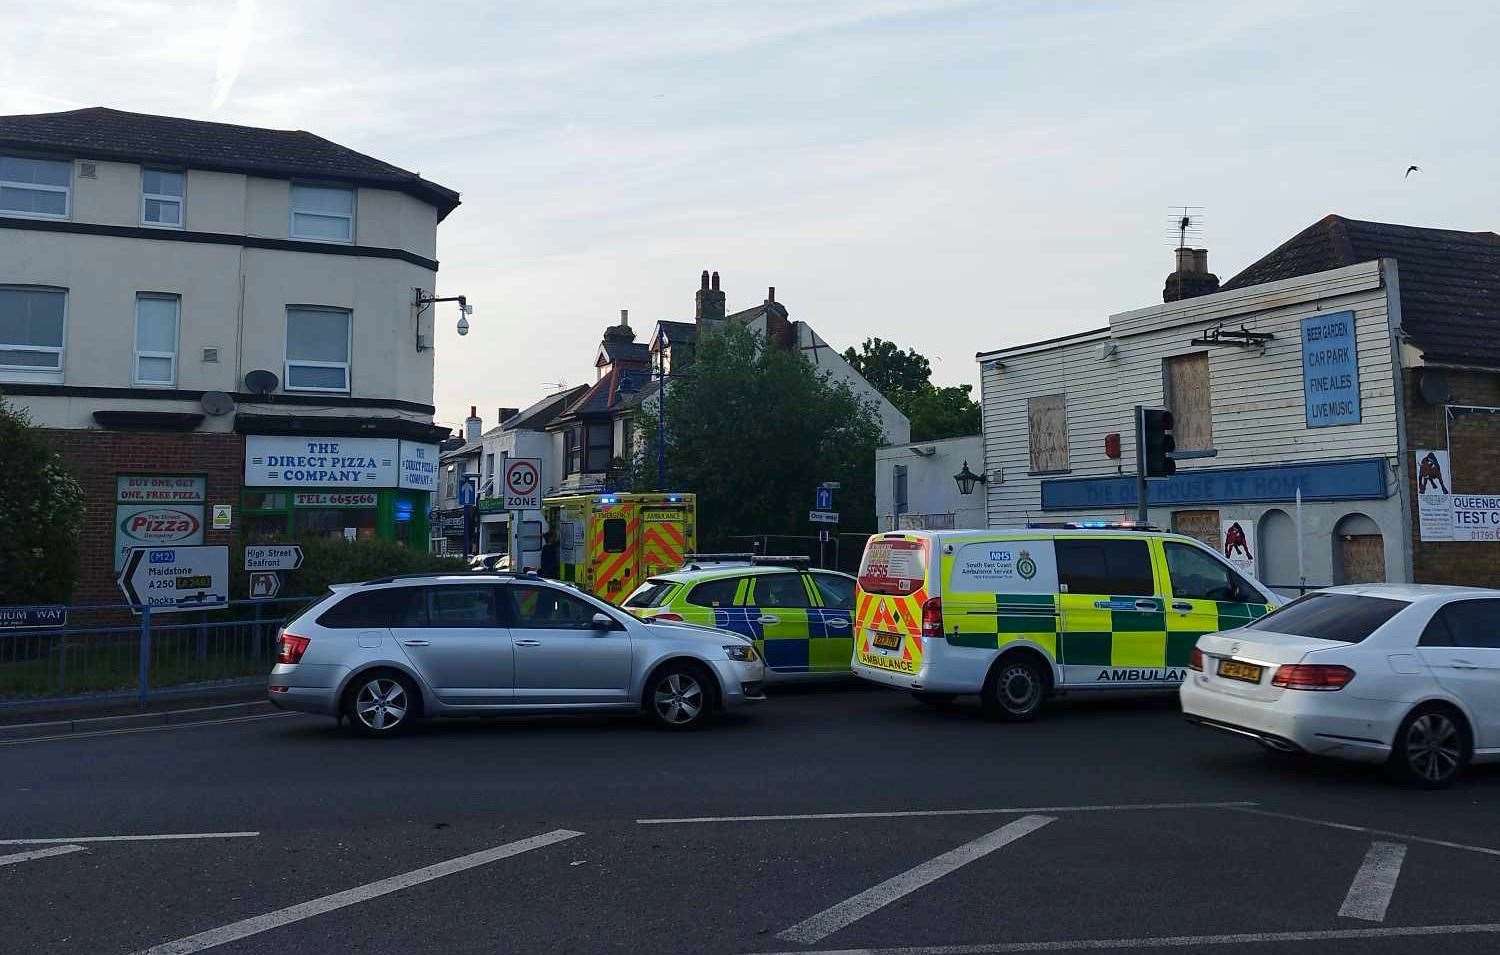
xmin=245 ymin=437 xmax=439 ymax=490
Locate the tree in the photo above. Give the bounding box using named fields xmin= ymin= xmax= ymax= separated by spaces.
xmin=0 ymin=397 xmax=84 ymax=604
xmin=634 ymin=323 xmax=884 ymax=544
xmin=843 ymin=337 xmax=981 ymax=442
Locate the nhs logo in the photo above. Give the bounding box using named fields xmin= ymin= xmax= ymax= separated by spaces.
xmin=989 ymin=550 xmax=1013 ymax=561
xmin=149 ymin=550 xmax=176 ymax=564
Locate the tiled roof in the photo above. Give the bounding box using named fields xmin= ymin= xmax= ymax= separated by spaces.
xmin=0 ymin=107 xmax=460 ymax=219
xmin=1223 ymin=214 xmax=1500 ymax=368
xmin=655 ymin=320 xmax=696 ymax=344
xmin=504 ymin=385 xmax=588 ymax=432
xmin=555 ymin=368 xmax=652 ymax=422
xmin=600 ymin=340 xmax=650 ymax=364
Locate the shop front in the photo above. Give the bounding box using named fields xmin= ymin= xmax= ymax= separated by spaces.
xmin=241 ymin=435 xmax=438 ymax=549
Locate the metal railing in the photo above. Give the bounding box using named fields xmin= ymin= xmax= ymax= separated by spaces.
xmin=0 ymin=597 xmax=315 ymax=708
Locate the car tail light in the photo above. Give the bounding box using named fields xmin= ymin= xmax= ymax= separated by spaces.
xmin=277 ymin=632 xmax=311 ymax=665
xmin=652 ymin=612 xmax=685 ymax=623
xmin=1189 ymin=647 xmax=1204 ymax=671
xmin=1271 ymin=664 xmax=1355 ymax=691
xmin=920 ymin=597 xmax=943 ymax=640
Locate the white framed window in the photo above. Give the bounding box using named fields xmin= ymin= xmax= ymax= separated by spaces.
xmin=285 ymin=306 xmax=351 ymax=392
xmin=0 ymin=286 xmax=67 ymax=381
xmin=0 ymin=156 xmax=71 ymax=218
xmin=289 ymin=184 xmax=354 ymax=242
xmin=141 ymin=168 xmax=184 ymax=228
xmin=134 ymin=293 xmax=180 ymax=385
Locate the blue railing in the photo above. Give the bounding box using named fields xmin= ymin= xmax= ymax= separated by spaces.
xmin=0 ymin=597 xmax=316 ymax=708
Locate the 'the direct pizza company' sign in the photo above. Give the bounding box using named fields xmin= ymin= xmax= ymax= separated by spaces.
xmin=245 ymin=437 xmax=440 ymax=490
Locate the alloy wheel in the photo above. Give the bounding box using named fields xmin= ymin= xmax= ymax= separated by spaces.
xmin=653 ymin=672 xmax=704 ymax=725
xmin=1406 ymin=712 xmax=1461 ymax=784
xmin=355 ymin=678 xmax=408 ymax=731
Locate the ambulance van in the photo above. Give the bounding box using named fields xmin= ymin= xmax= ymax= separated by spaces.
xmin=543 ymin=492 xmax=696 ymax=604
xmin=851 ymin=524 xmax=1282 ymax=720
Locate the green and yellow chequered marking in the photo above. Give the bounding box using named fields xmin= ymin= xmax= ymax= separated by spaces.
xmin=1163 ymin=598 xmax=1273 ymax=667
xmin=944 ymin=593 xmax=1059 ymax=662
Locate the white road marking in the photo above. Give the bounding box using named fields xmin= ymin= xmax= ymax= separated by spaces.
xmin=0 ymin=711 xmax=298 ymax=746
xmin=753 ymin=922 xmax=1500 ymax=954
xmin=0 ymin=831 xmax=258 ymax=846
xmin=1338 ymin=841 xmax=1407 ymax=922
xmin=777 ymin=815 xmax=1055 ymax=946
xmin=638 ymin=800 xmax=1254 ymax=825
xmin=0 ymin=844 xmax=86 ymax=867
xmin=1228 ymin=805 xmax=1500 ymax=858
xmin=130 ymin=828 xmax=583 ymax=955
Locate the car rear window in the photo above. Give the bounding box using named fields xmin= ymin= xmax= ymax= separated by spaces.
xmin=1245 ymin=592 xmax=1409 ymax=642
xmin=858 ymin=537 xmax=929 ymax=596
xmin=317 ymin=587 xmax=424 ymax=628
xmin=625 ymin=579 xmax=677 ymax=608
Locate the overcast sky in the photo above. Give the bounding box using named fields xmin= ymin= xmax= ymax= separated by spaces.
xmin=5 ymin=0 xmax=1497 ymax=432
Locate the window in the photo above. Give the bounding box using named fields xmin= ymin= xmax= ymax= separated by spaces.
xmin=565 ymin=428 xmax=582 ymax=474
xmin=1164 ymin=352 xmax=1213 ymax=451
xmin=506 ymin=585 xmax=601 ymax=629
xmin=290 ymin=184 xmax=354 ymax=242
xmin=1420 ymin=600 xmax=1500 ymax=649
xmin=893 ymin=465 xmax=909 ymax=516
xmin=484 ymin=453 xmax=495 ymax=495
xmin=424 ymin=586 xmax=498 ymax=628
xmin=318 ymin=587 xmax=424 ymax=628
xmin=134 ymin=294 xmax=179 ymax=385
xmin=1248 ymin=592 xmax=1407 ymax=643
xmin=602 ymin=518 xmax=627 ymax=553
xmin=141 ymin=169 xmax=183 ymax=227
xmin=0 ymin=286 xmax=66 ymax=378
xmin=812 ymin=573 xmax=855 ymax=611
xmin=1165 ymin=542 xmax=1253 ymax=603
xmin=624 ymin=580 xmax=677 ymax=609
xmin=1055 ymin=538 xmax=1154 ymax=596
xmin=285 ymin=306 xmax=351 ymax=392
xmin=1027 ymin=394 xmax=1068 ymax=473
xmin=754 ymin=573 xmax=812 ymax=608
xmin=687 ymin=577 xmax=741 ymax=608
xmin=0 ymin=156 xmax=70 ymax=217
xmin=585 ymin=422 xmax=612 ymax=472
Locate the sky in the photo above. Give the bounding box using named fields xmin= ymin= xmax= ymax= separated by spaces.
xmin=4 ymin=0 xmax=1498 ymax=433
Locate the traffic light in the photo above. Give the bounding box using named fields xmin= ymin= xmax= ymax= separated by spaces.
xmin=1139 ymin=408 xmax=1176 ymax=477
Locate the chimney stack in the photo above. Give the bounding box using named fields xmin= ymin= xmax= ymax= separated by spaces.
xmin=464 ymin=405 xmax=482 ymax=443
xmin=696 ymin=268 xmax=726 ymax=325
xmin=1163 ymin=247 xmax=1220 ymax=303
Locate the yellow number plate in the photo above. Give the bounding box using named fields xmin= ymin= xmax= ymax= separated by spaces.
xmin=872 ymin=631 xmax=902 ymax=651
xmin=1217 ymin=659 xmax=1264 ymax=683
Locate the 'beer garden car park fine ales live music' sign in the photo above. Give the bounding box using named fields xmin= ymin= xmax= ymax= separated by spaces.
xmin=1301 ymin=311 xmax=1361 ymax=428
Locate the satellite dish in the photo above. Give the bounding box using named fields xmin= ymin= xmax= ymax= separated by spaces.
xmin=1418 ymin=369 xmax=1452 ymax=405
xmin=244 ymin=369 xmax=279 ymax=396
xmin=200 ymin=391 xmax=236 ymax=416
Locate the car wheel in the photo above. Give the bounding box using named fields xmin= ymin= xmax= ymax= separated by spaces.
xmin=912 ymin=691 xmax=957 ymax=708
xmin=1388 ymin=706 xmax=1470 ymax=789
xmin=345 ymin=672 xmax=417 ymax=738
xmin=647 ymin=664 xmax=716 ymax=730
xmin=981 ymin=656 xmax=1046 ymax=722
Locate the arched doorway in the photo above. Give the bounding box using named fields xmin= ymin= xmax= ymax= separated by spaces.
xmin=1333 ymin=512 xmax=1385 ymax=584
xmin=1257 ymin=508 xmax=1297 ymax=593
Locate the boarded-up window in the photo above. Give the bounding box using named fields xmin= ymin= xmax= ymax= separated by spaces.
xmin=1172 ymin=509 xmax=1220 ymax=548
xmin=1165 ymin=353 xmax=1213 ymax=451
xmin=1028 ymin=394 xmax=1069 ymax=473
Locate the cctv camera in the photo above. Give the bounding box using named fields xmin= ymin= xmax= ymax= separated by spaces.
xmin=457 ymin=315 xmax=470 ymax=336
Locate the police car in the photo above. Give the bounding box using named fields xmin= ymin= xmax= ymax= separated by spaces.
xmin=851 ymin=523 xmax=1284 ymax=719
xmin=623 ymin=555 xmax=857 ymax=681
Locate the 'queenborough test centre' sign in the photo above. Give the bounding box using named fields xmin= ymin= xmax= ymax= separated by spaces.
xmin=245 ymin=437 xmax=439 ymax=491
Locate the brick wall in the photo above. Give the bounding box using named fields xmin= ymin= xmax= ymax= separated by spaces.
xmin=1404 ymin=369 xmax=1500 ymax=587
xmin=41 ymin=429 xmax=244 ymax=603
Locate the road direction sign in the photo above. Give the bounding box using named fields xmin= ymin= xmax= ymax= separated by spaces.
xmin=809 ymin=510 xmax=840 ymax=524
xmin=815 ymin=486 xmax=834 ymax=511
xmin=248 ymin=572 xmax=281 ymax=599
xmin=244 ymin=544 xmax=304 ymax=571
xmin=118 ymin=545 xmax=229 ymax=613
xmin=503 ymin=457 xmax=542 ymax=510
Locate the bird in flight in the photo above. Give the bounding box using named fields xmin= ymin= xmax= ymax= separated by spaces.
xmin=1405 ymin=164 xmax=1420 ymax=178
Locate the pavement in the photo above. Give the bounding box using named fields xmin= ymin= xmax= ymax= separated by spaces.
xmin=2 ymin=683 xmax=1498 ymax=954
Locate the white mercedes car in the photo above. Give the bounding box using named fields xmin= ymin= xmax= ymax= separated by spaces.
xmin=1181 ymin=584 xmax=1500 ymax=787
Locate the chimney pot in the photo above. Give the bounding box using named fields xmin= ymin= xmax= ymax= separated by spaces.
xmin=700 ymin=270 xmax=710 ymax=290
xmin=1163 ymin=247 xmax=1220 ymax=303
xmin=696 ymin=268 xmax=726 ymax=324
xmin=469 ymin=405 xmax=476 ymax=417
xmin=767 ymin=286 xmax=776 ymax=302
xmin=1193 ymin=249 xmax=1208 ymax=273
xmin=1175 ymin=248 xmax=1197 ymax=273
xmin=620 ymin=308 xmax=629 ymax=326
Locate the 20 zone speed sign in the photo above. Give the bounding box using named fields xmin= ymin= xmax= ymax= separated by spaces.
xmin=503 ymin=458 xmax=542 ymax=510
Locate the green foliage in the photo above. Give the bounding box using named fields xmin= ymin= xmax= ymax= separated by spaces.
xmin=635 ymin=323 xmax=884 ymax=542
xmin=0 ymin=397 xmax=83 ymax=604
xmin=233 ymin=536 xmax=467 ymax=598
xmin=842 ymin=337 xmax=981 ymax=442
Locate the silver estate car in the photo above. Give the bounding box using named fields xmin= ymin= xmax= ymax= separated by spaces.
xmin=268 ymin=573 xmax=766 ymax=735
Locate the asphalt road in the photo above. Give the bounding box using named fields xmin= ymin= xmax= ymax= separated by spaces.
xmin=2 ymin=684 xmax=1498 ymax=955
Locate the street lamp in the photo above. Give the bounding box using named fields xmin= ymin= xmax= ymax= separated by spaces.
xmin=953 ymin=461 xmax=987 ymax=496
